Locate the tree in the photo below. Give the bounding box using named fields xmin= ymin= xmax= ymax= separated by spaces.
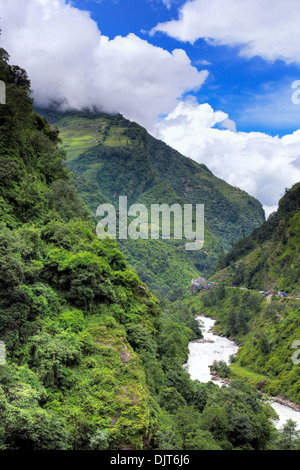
xmin=226 ymin=308 xmax=238 ymax=336
xmin=200 ymin=406 xmax=230 ymax=443
xmin=0 ymin=378 xmax=69 ymax=450
xmin=236 ymin=310 xmax=249 ymax=335
xmin=89 ymin=429 xmax=109 ymax=450
xmin=276 ymin=419 xmax=300 ymax=450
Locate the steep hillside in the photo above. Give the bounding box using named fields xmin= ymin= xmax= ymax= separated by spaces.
xmin=35 ymin=108 xmax=265 ymax=297
xmin=0 ymin=48 xmax=166 ymax=450
xmin=146 ymin=134 xmax=265 ymax=250
xmin=0 ymin=49 xmax=289 ymax=452
xmin=211 ymin=182 xmax=300 ymax=295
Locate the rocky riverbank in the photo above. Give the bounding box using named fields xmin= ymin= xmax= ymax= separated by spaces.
xmin=272 ymin=396 xmax=300 ymax=412
xmin=209 ymin=368 xmax=230 ymax=385
xmin=208 ymin=367 xmax=300 ymax=412
xmin=187 ymin=315 xmax=300 ymax=428
xmin=204 ymin=316 xmax=300 ymax=413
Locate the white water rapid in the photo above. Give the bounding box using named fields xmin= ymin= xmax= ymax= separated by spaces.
xmin=185 ymin=315 xmax=300 ymax=430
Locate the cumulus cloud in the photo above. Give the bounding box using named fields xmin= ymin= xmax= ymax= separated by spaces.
xmin=0 ymin=0 xmax=207 ymax=128
xmin=1 ymin=0 xmax=300 ymax=214
xmin=153 ymin=99 xmax=300 ymax=217
xmin=151 ymin=0 xmax=300 ymax=64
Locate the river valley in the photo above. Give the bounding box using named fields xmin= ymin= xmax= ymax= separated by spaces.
xmin=185 ymin=315 xmax=300 ymax=431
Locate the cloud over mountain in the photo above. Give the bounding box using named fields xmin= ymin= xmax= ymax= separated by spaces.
xmin=1 ymin=0 xmax=300 ymax=215
xmin=154 ymin=99 xmax=300 ymax=217
xmin=0 ymin=0 xmax=207 ymax=128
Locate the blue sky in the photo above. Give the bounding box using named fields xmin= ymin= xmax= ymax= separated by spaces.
xmin=72 ymin=0 xmax=300 ymax=137
xmin=1 ymin=0 xmax=300 ymax=215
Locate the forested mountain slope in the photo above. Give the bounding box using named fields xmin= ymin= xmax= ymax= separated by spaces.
xmin=211 ymin=182 xmax=300 ymax=295
xmin=146 ymin=134 xmax=265 ymax=251
xmin=0 ymin=47 xmax=167 ymax=449
xmin=36 ymin=108 xmax=265 ymax=298
xmin=179 ymin=284 xmax=300 ymax=406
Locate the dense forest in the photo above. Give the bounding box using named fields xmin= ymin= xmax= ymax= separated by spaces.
xmin=0 ymin=47 xmax=300 ymax=451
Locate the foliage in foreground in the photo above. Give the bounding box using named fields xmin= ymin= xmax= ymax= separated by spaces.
xmin=0 ymin=47 xmax=296 ymax=451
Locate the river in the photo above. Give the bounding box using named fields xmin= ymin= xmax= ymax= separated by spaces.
xmin=185 ymin=315 xmax=300 ymax=430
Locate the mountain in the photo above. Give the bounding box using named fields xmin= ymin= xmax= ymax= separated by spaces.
xmin=0 ymin=48 xmax=290 ymax=452
xmin=35 ymin=108 xmax=265 ymax=298
xmin=210 ymin=182 xmax=300 ymax=295
xmin=0 ymin=48 xmax=167 ymax=450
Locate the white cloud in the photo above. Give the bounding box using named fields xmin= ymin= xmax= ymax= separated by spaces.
xmin=0 ymin=0 xmax=207 ymax=128
xmin=153 ymin=99 xmax=300 ymax=216
xmin=161 ymin=0 xmax=172 ymax=8
xmin=1 ymin=0 xmax=300 ymax=215
xmin=194 ymin=59 xmax=212 ymax=66
xmin=220 ymin=118 xmax=236 ymax=132
xmin=151 ymin=0 xmax=300 ymax=64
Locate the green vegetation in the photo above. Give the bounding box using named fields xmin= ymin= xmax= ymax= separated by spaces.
xmin=0 ymin=48 xmax=162 ymax=449
xmin=1 ymin=47 xmax=299 ymax=451
xmin=210 ymin=182 xmax=300 ymax=295
xmin=189 ymin=183 xmax=300 ymax=406
xmin=229 ymin=363 xmax=268 ymax=385
xmin=36 ymin=107 xmax=265 ymax=299
xmin=180 ymin=286 xmax=300 ymax=405
xmin=147 ymin=134 xmax=265 ymax=251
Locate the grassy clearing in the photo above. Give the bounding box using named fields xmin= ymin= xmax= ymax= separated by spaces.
xmin=56 ymin=117 xmax=135 ymax=161
xmin=230 ymin=362 xmax=268 ymax=384
xmin=57 ymin=118 xmax=107 ymax=161
xmin=104 ymin=126 xmax=131 ymax=147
